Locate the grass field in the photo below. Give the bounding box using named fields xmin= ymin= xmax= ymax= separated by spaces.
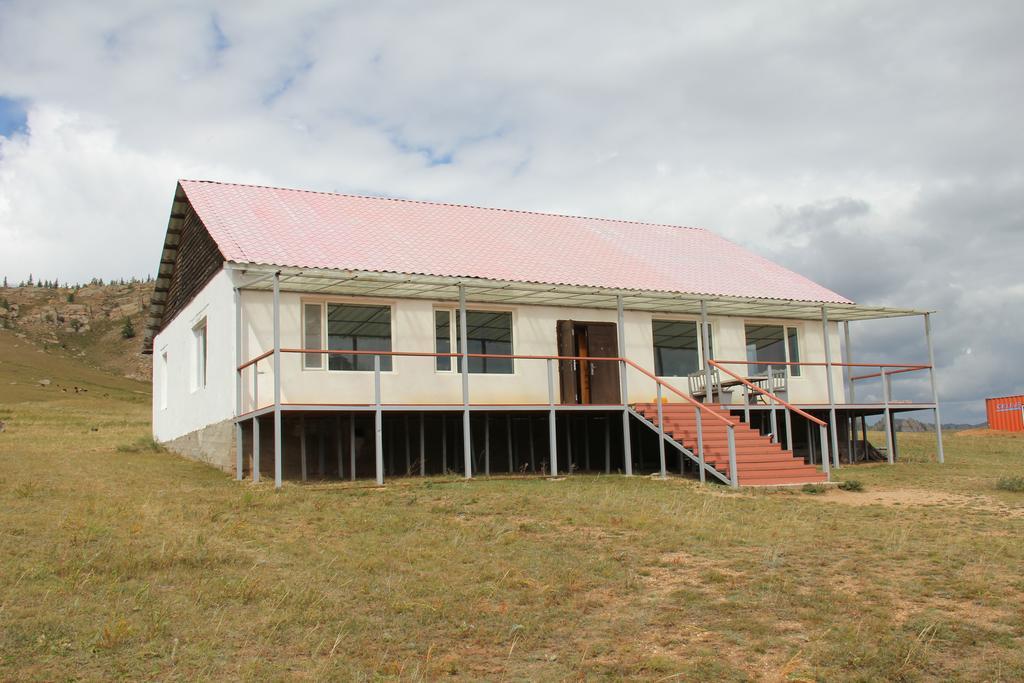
xmin=2 ymin=331 xmax=1023 ymax=681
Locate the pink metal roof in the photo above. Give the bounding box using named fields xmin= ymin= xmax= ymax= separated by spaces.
xmin=178 ymin=179 xmax=853 ymax=304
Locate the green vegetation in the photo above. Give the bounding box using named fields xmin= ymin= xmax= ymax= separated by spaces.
xmin=996 ymin=476 xmax=1024 ymax=492
xmin=120 ymin=317 xmax=136 ymax=339
xmin=1 ymin=331 xmax=1023 ymax=680
xmin=838 ymin=479 xmax=864 ymax=492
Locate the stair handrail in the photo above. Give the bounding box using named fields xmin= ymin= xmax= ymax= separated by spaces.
xmin=707 ymin=360 xmax=825 ymax=426
xmin=621 ymin=358 xmax=739 ymax=486
xmin=620 ymin=359 xmax=735 ymax=428
xmin=708 ymin=359 xmax=832 ymax=480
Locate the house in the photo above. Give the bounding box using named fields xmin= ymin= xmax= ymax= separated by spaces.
xmin=143 ymin=180 xmax=945 ymax=487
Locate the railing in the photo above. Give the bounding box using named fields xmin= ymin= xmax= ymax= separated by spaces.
xmin=708 ymin=360 xmax=833 ymax=479
xmin=237 ymin=348 xmax=741 ymax=486
xmin=709 ymin=359 xmax=934 ymax=469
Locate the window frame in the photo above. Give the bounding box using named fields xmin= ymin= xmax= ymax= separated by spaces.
xmin=433 ymin=306 xmax=516 ymax=375
xmin=192 ymin=317 xmax=208 ymax=391
xmin=742 ymin=320 xmax=803 ymax=379
xmin=650 ymin=315 xmax=715 ymax=378
xmin=300 ymin=297 xmax=397 ymax=373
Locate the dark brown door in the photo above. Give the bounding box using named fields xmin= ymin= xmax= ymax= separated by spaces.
xmin=556 ymin=321 xmax=621 ymax=405
xmin=556 ymin=320 xmax=578 ymax=404
xmin=585 ymin=323 xmax=621 ymax=404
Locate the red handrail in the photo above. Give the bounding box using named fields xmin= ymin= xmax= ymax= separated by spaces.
xmin=238 ymin=348 xmax=734 ymax=428
xmin=710 ymin=358 xmax=930 ymax=370
xmin=237 ymin=349 xmax=273 ymax=371
xmin=621 ymin=359 xmax=734 ymax=427
xmin=708 ymin=360 xmax=826 ymax=427
xmin=849 ymin=366 xmax=929 ymax=382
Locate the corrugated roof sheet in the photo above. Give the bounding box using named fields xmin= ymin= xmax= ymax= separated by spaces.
xmin=178 ymin=179 xmax=853 ymax=304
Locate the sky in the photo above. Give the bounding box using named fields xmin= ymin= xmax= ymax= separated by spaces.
xmin=0 ymin=1 xmax=1021 ymax=423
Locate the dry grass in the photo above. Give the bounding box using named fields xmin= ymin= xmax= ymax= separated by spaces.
xmin=2 ymin=334 xmax=1023 ymax=680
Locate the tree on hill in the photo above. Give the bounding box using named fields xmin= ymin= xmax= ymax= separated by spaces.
xmin=121 ymin=317 xmax=136 ymax=339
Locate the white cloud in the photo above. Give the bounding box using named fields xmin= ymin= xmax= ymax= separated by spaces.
xmin=1 ymin=0 xmax=1022 ymax=421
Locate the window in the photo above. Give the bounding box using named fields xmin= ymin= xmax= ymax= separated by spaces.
xmin=787 ymin=326 xmax=801 ymax=377
xmin=303 ymin=302 xmax=393 ymax=371
xmin=303 ymin=303 xmax=323 ymax=369
xmin=435 ymin=309 xmax=514 ymax=374
xmin=435 ymin=309 xmax=452 ymax=371
xmin=327 ymin=303 xmax=392 ymax=371
xmin=652 ymin=320 xmax=714 ymax=377
xmin=193 ymin=319 xmax=207 ymax=390
xmin=744 ymin=324 xmax=801 ymax=376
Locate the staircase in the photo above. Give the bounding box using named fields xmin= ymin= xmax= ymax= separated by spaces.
xmin=632 ymin=403 xmax=827 ymax=486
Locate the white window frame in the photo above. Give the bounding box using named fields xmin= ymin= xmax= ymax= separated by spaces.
xmin=192 ymin=318 xmax=208 ymax=391
xmin=301 ymin=297 xmax=397 ymax=373
xmin=742 ymin=319 xmax=803 ymax=380
xmin=433 ymin=305 xmax=516 ymax=375
xmin=650 ymin=314 xmax=715 ymax=378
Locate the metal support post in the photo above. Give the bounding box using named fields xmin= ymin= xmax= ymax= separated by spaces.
xmin=374 ymin=355 xmax=384 ymax=484
xmin=701 ymin=300 xmax=714 ymax=405
xmin=656 ymin=384 xmax=666 ymax=478
xmin=727 ymin=425 xmax=738 ymax=487
xmin=234 ymin=287 xmax=243 ymax=480
xmin=819 ymin=423 xmax=831 ymax=480
xmin=617 ymin=295 xmax=632 ymax=475
xmin=272 ymin=272 xmax=283 ymax=489
xmin=821 ymin=306 xmax=840 ymax=470
xmin=843 ymin=321 xmax=855 ymax=403
xmin=459 ymin=285 xmax=472 ymax=478
xmin=547 ymin=358 xmax=557 ymax=476
xmin=881 ymin=368 xmax=894 ymax=465
xmin=924 ymin=313 xmax=945 ymax=463
xmin=695 ymin=408 xmax=706 ymax=483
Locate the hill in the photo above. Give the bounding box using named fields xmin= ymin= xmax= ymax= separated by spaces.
xmin=0 ymin=281 xmax=153 ymax=382
xmin=868 ymin=417 xmax=986 ymax=433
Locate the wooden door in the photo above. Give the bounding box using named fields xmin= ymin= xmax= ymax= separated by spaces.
xmin=556 ymin=320 xmax=578 ymax=404
xmin=584 ymin=323 xmax=621 ymax=404
xmin=555 ymin=321 xmax=621 ymax=405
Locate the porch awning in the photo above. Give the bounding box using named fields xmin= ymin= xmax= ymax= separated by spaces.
xmin=228 ymin=263 xmax=929 ymax=322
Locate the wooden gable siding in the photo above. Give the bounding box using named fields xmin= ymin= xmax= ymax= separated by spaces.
xmin=158 ymin=204 xmax=225 ymax=333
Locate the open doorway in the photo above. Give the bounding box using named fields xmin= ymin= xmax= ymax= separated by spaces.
xmin=556 ymin=321 xmax=621 ymax=404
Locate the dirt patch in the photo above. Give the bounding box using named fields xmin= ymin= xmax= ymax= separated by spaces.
xmin=813 ymin=487 xmax=1024 ymax=518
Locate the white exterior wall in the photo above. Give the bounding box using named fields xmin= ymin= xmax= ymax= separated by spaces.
xmin=152 ymin=269 xmax=238 ymax=442
xmin=236 ymin=289 xmax=847 ymax=413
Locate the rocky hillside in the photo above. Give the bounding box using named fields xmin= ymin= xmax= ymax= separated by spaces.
xmin=0 ymin=281 xmax=153 ymax=382
xmin=868 ymin=417 xmax=986 ymax=432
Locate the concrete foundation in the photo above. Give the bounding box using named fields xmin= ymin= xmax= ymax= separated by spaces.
xmin=161 ymin=418 xmax=236 ymax=473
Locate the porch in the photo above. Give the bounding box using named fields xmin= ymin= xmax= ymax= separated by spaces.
xmin=230 ymin=266 xmax=944 ymax=488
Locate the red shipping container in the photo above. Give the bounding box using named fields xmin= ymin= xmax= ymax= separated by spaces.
xmin=986 ymin=395 xmax=1024 ymax=432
